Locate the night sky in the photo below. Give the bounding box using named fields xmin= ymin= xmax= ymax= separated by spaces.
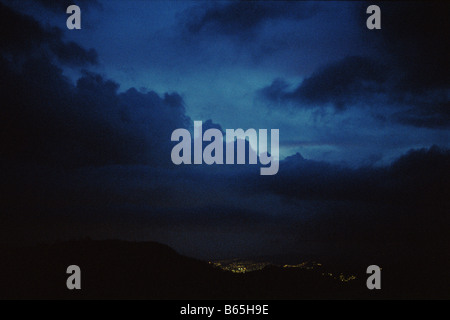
xmin=1 ymin=0 xmax=449 ymax=260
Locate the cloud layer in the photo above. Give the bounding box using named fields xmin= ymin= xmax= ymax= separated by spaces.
xmin=259 ymin=1 xmax=450 ymax=128
xmin=0 ymin=1 xmax=449 ymax=261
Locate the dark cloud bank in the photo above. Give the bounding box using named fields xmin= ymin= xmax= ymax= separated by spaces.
xmin=0 ymin=2 xmax=449 ymax=267
xmin=259 ymin=1 xmax=450 ymax=128
xmin=0 ymin=2 xmax=98 ymax=66
xmin=183 ymin=1 xmax=321 ymax=36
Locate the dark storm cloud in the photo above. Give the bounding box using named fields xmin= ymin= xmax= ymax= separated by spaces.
xmin=261 ymin=56 xmax=388 ymax=110
xmin=260 ymin=1 xmax=449 ymax=127
xmin=373 ymin=1 xmax=450 ymax=128
xmin=0 ymin=55 xmax=190 ymax=167
xmin=49 ymin=40 xmax=98 ymax=66
xmin=183 ymin=1 xmax=321 ymax=36
xmin=392 ymin=101 xmax=450 ymax=129
xmin=0 ymin=2 xmax=98 ymax=66
xmin=241 ymin=145 xmax=450 ymax=246
xmin=257 ymin=146 xmax=449 ymax=204
xmin=0 ymin=4 xmax=189 ymax=167
xmin=0 ymin=4 xmax=198 ymax=245
xmin=359 ymin=1 xmax=449 ymax=91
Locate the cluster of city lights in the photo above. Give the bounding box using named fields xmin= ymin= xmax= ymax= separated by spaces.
xmin=209 ymin=259 xmax=357 ymax=283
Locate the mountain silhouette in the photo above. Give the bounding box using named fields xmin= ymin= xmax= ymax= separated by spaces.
xmin=0 ymin=239 xmax=447 ymax=299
